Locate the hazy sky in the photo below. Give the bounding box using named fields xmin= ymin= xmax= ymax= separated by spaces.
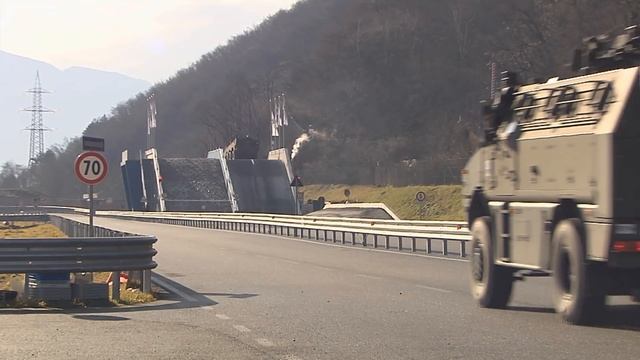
xmin=0 ymin=0 xmax=299 ymax=82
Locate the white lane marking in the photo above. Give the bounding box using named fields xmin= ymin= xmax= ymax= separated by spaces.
xmin=416 ymin=284 xmax=452 ymax=293
xmin=282 ymin=259 xmax=300 ymax=265
xmin=216 ymin=314 xmax=231 ymax=320
xmin=282 ymin=356 xmax=303 ymax=360
xmin=152 ymin=276 xmax=198 ymax=302
xmin=315 ymin=265 xmax=334 ymax=272
xmin=202 ymin=306 xmax=215 ymax=311
xmin=233 ymin=325 xmax=251 ymax=333
xmin=255 ymin=338 xmax=274 ymax=347
xmin=356 ymin=274 xmax=383 ymax=280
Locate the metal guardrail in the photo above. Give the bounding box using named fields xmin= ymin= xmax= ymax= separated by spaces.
xmin=0 ymin=206 xmax=77 ymax=214
xmin=99 ymin=211 xmax=471 ymax=258
xmin=0 ymin=213 xmax=49 ymax=222
xmin=0 ymin=236 xmax=157 ymax=273
xmin=0 ymin=213 xmax=158 ymax=300
xmin=0 ymin=215 xmax=157 ymax=273
xmin=50 ymin=215 xmax=136 ymax=238
xmin=7 ymin=205 xmax=470 ymax=258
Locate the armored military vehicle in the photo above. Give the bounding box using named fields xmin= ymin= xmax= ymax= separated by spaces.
xmin=462 ymin=25 xmax=640 ymax=324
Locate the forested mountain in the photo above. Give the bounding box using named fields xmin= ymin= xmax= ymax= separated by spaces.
xmin=6 ymin=0 xmax=639 ymax=206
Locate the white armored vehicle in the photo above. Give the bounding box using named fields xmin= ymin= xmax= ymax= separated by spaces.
xmin=462 ymin=26 xmax=640 ymax=324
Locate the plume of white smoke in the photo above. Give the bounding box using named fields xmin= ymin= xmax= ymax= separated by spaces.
xmin=291 ymin=133 xmax=311 ymax=160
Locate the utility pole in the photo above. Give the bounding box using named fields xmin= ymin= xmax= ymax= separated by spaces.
xmin=23 ymin=71 xmax=53 ymax=166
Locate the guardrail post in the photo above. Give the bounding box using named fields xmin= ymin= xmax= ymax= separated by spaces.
xmin=426 ymin=238 xmax=432 ymax=254
xmin=460 ymin=241 xmax=466 ymax=258
xmin=142 ymin=269 xmax=152 ymax=293
xmin=341 ymin=232 xmax=346 ymax=245
xmin=362 ymin=234 xmax=367 ymax=247
xmin=442 ymin=239 xmax=448 ymax=256
xmin=385 ymin=236 xmax=389 ymax=250
xmin=373 ymin=235 xmax=377 ymax=248
xmin=112 ymin=271 xmax=121 ymax=302
xmin=398 ymin=237 xmax=402 ymax=251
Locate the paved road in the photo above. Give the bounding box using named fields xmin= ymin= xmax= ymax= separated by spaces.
xmin=1 ymin=215 xmax=639 ymax=359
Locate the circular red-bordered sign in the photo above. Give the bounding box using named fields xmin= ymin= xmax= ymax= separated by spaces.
xmin=74 ymin=151 xmax=109 ymax=185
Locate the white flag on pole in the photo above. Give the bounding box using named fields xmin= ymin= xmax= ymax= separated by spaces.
xmin=270 ymin=97 xmax=279 ymax=136
xmin=270 ymin=98 xmax=275 ymax=125
xmin=147 ymin=95 xmax=157 ymax=134
xmin=282 ymin=94 xmax=288 ymax=126
xmin=276 ymin=95 xmax=283 ymax=126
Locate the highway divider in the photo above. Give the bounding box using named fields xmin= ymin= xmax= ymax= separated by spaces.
xmin=101 ymin=211 xmax=471 ymax=258
xmin=2 ymin=206 xmax=471 ymax=258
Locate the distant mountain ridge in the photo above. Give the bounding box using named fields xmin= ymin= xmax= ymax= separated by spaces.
xmin=0 ymin=50 xmax=150 ymax=165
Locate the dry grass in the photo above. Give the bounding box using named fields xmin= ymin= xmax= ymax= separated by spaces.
xmin=0 ymin=221 xmax=66 ymax=238
xmin=303 ymin=184 xmax=464 ymax=220
xmin=100 ymin=272 xmax=157 ymax=305
xmin=117 ymin=286 xmax=156 ymax=305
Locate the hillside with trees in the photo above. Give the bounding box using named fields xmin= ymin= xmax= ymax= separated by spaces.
xmin=3 ymin=0 xmax=639 ymax=207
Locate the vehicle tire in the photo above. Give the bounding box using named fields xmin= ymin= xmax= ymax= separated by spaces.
xmin=551 ymin=218 xmax=606 ymax=324
xmin=469 ymin=216 xmax=514 ymax=308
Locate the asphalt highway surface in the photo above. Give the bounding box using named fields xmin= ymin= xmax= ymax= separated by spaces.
xmin=1 ymin=215 xmax=639 ymax=359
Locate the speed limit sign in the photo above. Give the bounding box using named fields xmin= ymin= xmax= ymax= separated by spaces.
xmin=74 ymin=151 xmax=108 ymax=185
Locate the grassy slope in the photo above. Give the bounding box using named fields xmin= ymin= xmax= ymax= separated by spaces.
xmin=303 ymin=185 xmax=464 ymax=221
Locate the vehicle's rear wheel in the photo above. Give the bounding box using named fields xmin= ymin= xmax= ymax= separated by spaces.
xmin=551 ymin=218 xmax=606 ymax=324
xmin=469 ymin=216 xmax=513 ymax=308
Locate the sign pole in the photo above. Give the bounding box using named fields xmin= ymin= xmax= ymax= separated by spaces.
xmin=415 ymin=191 xmax=427 ymax=219
xmin=89 ymin=185 xmax=94 ymax=237
xmin=290 ymin=175 xmax=304 ymax=215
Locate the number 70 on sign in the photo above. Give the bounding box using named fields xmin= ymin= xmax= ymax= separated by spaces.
xmin=74 ymin=151 xmax=109 ymax=185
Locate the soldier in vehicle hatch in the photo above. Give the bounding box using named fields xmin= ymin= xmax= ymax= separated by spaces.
xmin=483 ymin=71 xmax=520 ymax=144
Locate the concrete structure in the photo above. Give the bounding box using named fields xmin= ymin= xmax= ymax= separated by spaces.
xmin=121 ymin=147 xmax=296 ymax=214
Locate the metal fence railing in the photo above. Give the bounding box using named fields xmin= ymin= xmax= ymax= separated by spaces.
xmin=50 ymin=215 xmax=136 ymax=238
xmin=0 ymin=213 xmax=158 ymax=300
xmin=101 ymin=211 xmax=471 ymax=258
xmin=4 ymin=206 xmax=470 ymax=258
